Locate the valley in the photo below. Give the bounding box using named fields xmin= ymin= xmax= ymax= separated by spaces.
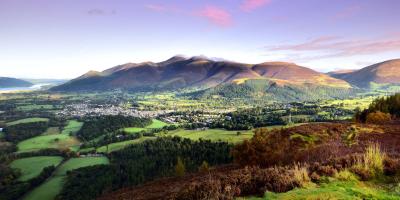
xmin=1 ymin=58 xmax=400 ymax=200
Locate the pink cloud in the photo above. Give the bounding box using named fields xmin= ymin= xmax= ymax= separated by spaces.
xmin=145 ymin=4 xmax=167 ymax=12
xmin=267 ymin=35 xmax=400 ymax=61
xmin=333 ymin=5 xmax=362 ymax=20
xmin=241 ymin=0 xmax=272 ymax=12
xmin=197 ymin=6 xmax=233 ymax=27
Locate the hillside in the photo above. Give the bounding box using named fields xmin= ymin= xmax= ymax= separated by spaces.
xmin=330 ymin=59 xmax=400 ymax=88
xmin=0 ymin=77 xmax=33 ymax=88
xmin=51 ymin=56 xmax=351 ymax=93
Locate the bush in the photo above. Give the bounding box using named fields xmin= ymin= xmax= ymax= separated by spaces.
xmin=292 ymin=164 xmax=310 ymax=187
xmin=198 ymin=161 xmax=210 ymax=172
xmin=351 ymin=143 xmax=385 ymax=180
xmin=175 ymin=157 xmax=186 ymax=177
xmin=365 ymin=111 xmax=391 ymax=124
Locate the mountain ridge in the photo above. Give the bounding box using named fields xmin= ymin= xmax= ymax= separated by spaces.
xmin=51 ymin=56 xmax=351 ymax=92
xmin=0 ymin=77 xmax=33 ymax=88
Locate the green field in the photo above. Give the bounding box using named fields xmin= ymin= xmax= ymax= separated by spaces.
xmin=17 ymin=134 xmax=80 ymax=153
xmin=167 ymin=128 xmax=254 ymax=143
xmin=10 ymin=156 xmax=63 ymax=181
xmin=23 ymin=176 xmax=65 ymax=200
xmin=55 ymin=157 xmax=109 ymax=175
xmin=96 ymin=137 xmax=155 ymax=153
xmin=124 ymin=119 xmax=168 ymax=134
xmin=17 ymin=120 xmax=83 ymax=153
xmin=146 ymin=119 xmax=168 ymax=129
xmin=6 ymin=118 xmax=49 ymax=126
xmin=23 ymin=157 xmax=109 ymax=200
xmin=42 ymin=127 xmax=61 ymax=135
xmin=61 ymin=120 xmax=83 ymax=135
xmin=16 ymin=104 xmax=56 ymax=111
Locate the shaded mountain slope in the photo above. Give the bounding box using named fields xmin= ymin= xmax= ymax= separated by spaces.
xmin=51 ymin=56 xmax=351 ymax=93
xmin=0 ymin=77 xmax=33 ymax=88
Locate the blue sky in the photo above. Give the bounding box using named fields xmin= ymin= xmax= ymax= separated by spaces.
xmin=1 ymin=0 xmax=400 ymax=78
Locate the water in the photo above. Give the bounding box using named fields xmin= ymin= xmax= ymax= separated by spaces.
xmin=0 ymin=83 xmax=52 ymax=92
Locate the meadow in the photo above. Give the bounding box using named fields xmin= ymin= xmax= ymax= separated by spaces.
xmin=166 ymin=128 xmax=254 ymax=143
xmin=10 ymin=156 xmax=63 ymax=181
xmin=6 ymin=117 xmax=49 ymax=126
xmin=16 ymin=104 xmax=57 ymax=111
xmin=80 ymin=137 xmax=156 ymax=153
xmin=123 ymin=119 xmax=168 ymax=134
xmin=23 ymin=157 xmax=109 ymax=200
xmin=17 ymin=120 xmax=83 ymax=153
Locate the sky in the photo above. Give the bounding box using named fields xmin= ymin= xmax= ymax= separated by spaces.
xmin=1 ymin=0 xmax=400 ymax=79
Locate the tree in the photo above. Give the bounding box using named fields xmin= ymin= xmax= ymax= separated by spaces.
xmin=175 ymin=157 xmax=186 ymax=177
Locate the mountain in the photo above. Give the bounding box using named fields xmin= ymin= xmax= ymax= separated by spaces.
xmin=0 ymin=77 xmax=33 ymax=88
xmin=51 ymin=56 xmax=351 ymax=94
xmin=329 ymin=59 xmax=400 ymax=88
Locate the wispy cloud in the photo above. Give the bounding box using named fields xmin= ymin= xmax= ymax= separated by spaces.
xmin=240 ymin=0 xmax=272 ymax=12
xmin=267 ymin=35 xmax=400 ymax=61
xmin=87 ymin=9 xmax=116 ymax=16
xmin=333 ymin=5 xmax=362 ymax=20
xmin=196 ymin=6 xmax=233 ymax=27
xmin=145 ymin=4 xmax=167 ymax=12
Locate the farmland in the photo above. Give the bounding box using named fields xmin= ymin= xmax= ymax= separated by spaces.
xmin=123 ymin=119 xmax=168 ymax=134
xmin=10 ymin=156 xmax=63 ymax=181
xmin=23 ymin=157 xmax=109 ymax=200
xmin=16 ymin=120 xmax=83 ymax=153
xmin=6 ymin=118 xmax=49 ymax=126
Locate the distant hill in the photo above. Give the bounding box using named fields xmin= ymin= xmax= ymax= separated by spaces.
xmin=329 ymin=59 xmax=400 ymax=88
xmin=0 ymin=77 xmax=33 ymax=88
xmin=51 ymin=56 xmax=351 ymax=95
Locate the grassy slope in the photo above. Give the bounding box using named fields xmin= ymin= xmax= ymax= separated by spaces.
xmin=96 ymin=137 xmax=155 ymax=153
xmin=245 ymin=180 xmax=400 ymax=200
xmin=6 ymin=118 xmax=49 ymax=126
xmin=124 ymin=119 xmax=168 ymax=134
xmin=23 ymin=157 xmax=109 ymax=200
xmin=10 ymin=156 xmax=63 ymax=181
xmin=17 ymin=120 xmax=83 ymax=153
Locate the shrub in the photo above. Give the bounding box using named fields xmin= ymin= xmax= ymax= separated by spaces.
xmin=175 ymin=157 xmax=186 ymax=177
xmin=365 ymin=111 xmax=391 ymax=124
xmin=351 ymin=143 xmax=385 ymax=180
xmin=292 ymin=164 xmax=310 ymax=187
xmin=198 ymin=161 xmax=210 ymax=172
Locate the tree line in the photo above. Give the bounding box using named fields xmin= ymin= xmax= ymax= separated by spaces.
xmin=57 ymin=137 xmax=233 ymax=200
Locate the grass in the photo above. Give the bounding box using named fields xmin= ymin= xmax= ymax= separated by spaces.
xmin=23 ymin=176 xmax=65 ymax=200
xmin=80 ymin=137 xmax=155 ymax=153
xmin=6 ymin=117 xmax=49 ymax=126
xmin=166 ymin=128 xmax=254 ymax=143
xmin=146 ymin=119 xmax=168 ymax=129
xmin=10 ymin=156 xmax=63 ymax=181
xmin=42 ymin=127 xmax=61 ymax=135
xmin=124 ymin=119 xmax=168 ymax=134
xmin=23 ymin=157 xmax=109 ymax=200
xmin=61 ymin=120 xmax=83 ymax=135
xmin=55 ymin=157 xmax=109 ymax=175
xmin=17 ymin=133 xmax=80 ymax=153
xmin=16 ymin=104 xmax=56 ymax=111
xmin=244 ymin=179 xmax=400 ymax=200
xmin=17 ymin=120 xmax=83 ymax=153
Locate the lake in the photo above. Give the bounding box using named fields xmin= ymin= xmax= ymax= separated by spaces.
xmin=0 ymin=83 xmax=52 ymax=93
